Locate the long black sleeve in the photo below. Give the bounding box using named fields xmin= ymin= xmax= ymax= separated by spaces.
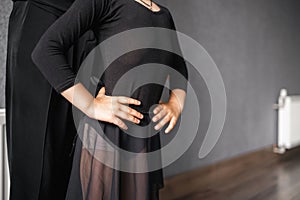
xmin=32 ymin=0 xmax=188 ymax=96
xmin=167 ymin=12 xmax=188 ymax=93
xmin=31 ymin=0 xmax=109 ymax=93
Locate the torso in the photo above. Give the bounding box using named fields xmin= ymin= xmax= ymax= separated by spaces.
xmin=90 ymin=0 xmax=175 ymax=113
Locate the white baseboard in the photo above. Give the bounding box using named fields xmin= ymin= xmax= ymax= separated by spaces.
xmin=0 ymin=109 xmax=10 ymax=200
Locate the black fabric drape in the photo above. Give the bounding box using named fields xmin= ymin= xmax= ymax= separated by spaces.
xmin=5 ymin=1 xmax=97 ymax=199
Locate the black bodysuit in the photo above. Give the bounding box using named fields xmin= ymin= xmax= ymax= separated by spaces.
xmin=32 ymin=0 xmax=188 ymax=199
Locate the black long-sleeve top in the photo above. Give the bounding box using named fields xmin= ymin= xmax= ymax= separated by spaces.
xmin=32 ymin=0 xmax=188 ymax=113
xmin=26 ymin=0 xmax=75 ymax=16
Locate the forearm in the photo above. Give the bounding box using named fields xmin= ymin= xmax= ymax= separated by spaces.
xmin=61 ymin=82 xmax=94 ymax=117
xmin=169 ymin=89 xmax=186 ymax=112
xmin=60 ymin=82 xmax=144 ymax=129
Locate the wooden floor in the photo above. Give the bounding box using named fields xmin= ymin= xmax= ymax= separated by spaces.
xmin=159 ymin=146 xmax=300 ymax=200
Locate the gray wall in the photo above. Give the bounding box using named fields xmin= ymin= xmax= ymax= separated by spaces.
xmin=0 ymin=0 xmax=300 ymax=178
xmin=160 ymin=0 xmax=300 ymax=177
xmin=0 ymin=0 xmax=12 ymax=108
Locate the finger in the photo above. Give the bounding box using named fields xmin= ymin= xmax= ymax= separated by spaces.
xmin=165 ymin=117 xmax=177 ymax=134
xmin=96 ymin=87 xmax=106 ymax=97
xmin=154 ymin=113 xmax=171 ymax=131
xmin=117 ymin=96 xmax=141 ymax=105
xmin=112 ymin=117 xmax=128 ymax=130
xmin=153 ymin=104 xmax=164 ymax=114
xmin=152 ymin=108 xmax=167 ymax=122
xmin=115 ymin=110 xmax=140 ymax=124
xmin=119 ymin=105 xmax=144 ymax=119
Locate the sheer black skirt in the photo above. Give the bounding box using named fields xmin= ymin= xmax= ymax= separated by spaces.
xmin=65 ymin=113 xmax=164 ymax=200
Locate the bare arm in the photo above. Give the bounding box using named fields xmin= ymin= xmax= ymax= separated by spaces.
xmin=61 ymin=83 xmax=144 ymax=130
xmin=31 ymin=0 xmax=143 ymax=130
xmin=151 ymin=11 xmax=188 ymax=134
xmin=168 ymin=89 xmax=186 ymax=113
xmin=152 ymin=88 xmax=186 ymax=134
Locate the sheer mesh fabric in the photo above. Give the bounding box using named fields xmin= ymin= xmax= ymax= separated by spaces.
xmin=66 ymin=114 xmax=163 ymax=200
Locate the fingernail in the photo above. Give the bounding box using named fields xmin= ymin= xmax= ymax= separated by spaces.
xmin=141 ymin=114 xmax=144 ymax=119
xmin=152 ymin=117 xmax=156 ymax=122
xmin=154 ymin=126 xmax=159 ymax=130
xmin=137 ymin=119 xmax=140 ymax=123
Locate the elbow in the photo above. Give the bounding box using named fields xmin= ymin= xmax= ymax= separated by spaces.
xmin=31 ymin=50 xmax=37 ymax=66
xmin=31 ymin=36 xmax=56 ymax=68
xmin=31 ymin=43 xmax=43 ymax=68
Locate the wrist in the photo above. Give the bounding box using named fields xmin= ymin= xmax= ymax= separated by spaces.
xmin=169 ymin=99 xmax=183 ymax=113
xmin=85 ymin=98 xmax=96 ymax=118
xmin=169 ymin=93 xmax=184 ymax=113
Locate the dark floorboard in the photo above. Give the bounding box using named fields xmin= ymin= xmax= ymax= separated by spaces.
xmin=160 ymin=146 xmax=300 ymax=200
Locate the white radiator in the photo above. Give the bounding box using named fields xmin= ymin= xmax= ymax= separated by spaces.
xmin=275 ymin=89 xmax=300 ymax=153
xmin=0 ymin=109 xmax=10 ymax=200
